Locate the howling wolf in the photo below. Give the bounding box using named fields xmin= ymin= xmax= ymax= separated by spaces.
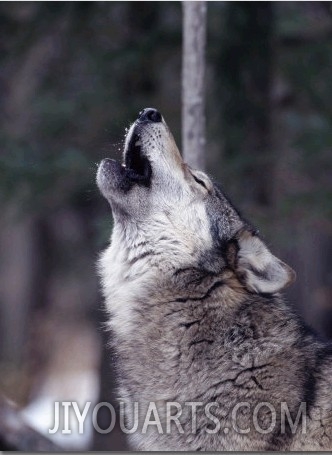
xmin=97 ymin=108 xmax=332 ymax=451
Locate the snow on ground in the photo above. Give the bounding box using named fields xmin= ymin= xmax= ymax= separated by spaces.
xmin=20 ymin=320 xmax=100 ymax=450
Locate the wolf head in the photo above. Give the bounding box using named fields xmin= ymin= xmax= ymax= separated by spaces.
xmin=97 ymin=108 xmax=295 ymax=294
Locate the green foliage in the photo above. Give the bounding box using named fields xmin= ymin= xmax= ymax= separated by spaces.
xmin=1 ymin=2 xmax=331 ymax=228
xmin=207 ymin=2 xmax=332 ymax=224
xmin=0 ymin=2 xmax=181 ymax=223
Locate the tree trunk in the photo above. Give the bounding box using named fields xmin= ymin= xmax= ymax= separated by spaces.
xmin=182 ymin=1 xmax=207 ymax=170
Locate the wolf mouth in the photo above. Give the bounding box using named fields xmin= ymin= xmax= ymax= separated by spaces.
xmin=123 ymin=127 xmax=152 ymax=186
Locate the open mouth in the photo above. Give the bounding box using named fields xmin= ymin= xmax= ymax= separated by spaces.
xmin=123 ymin=128 xmax=152 ymax=186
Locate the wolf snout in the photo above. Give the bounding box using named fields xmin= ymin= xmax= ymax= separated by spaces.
xmin=137 ymin=107 xmax=162 ymax=124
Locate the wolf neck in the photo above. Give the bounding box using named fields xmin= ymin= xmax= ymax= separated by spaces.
xmin=100 ymin=221 xmax=244 ymax=340
xmin=110 ymin=214 xmax=215 ymax=272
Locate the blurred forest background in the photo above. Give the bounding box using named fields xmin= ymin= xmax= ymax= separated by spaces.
xmin=0 ymin=1 xmax=332 ymax=451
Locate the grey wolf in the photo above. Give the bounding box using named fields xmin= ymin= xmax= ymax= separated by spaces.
xmin=97 ymin=108 xmax=332 ymax=450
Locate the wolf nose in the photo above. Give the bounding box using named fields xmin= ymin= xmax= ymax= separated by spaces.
xmin=138 ymin=108 xmax=162 ymax=123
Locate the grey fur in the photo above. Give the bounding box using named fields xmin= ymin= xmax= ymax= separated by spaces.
xmin=97 ymin=112 xmax=332 ymax=451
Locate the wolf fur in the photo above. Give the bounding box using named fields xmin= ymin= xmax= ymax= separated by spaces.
xmin=97 ymin=109 xmax=332 ymax=451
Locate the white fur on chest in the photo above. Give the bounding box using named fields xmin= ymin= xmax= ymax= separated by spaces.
xmin=99 ymin=204 xmax=212 ymax=338
xmin=99 ymin=230 xmax=154 ymax=338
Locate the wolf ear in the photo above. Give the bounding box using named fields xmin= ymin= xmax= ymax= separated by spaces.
xmin=228 ymin=228 xmax=296 ymax=294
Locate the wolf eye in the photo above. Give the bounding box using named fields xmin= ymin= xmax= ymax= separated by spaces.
xmin=193 ymin=175 xmax=207 ymax=189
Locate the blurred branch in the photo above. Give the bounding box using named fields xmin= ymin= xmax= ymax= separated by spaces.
xmin=0 ymin=395 xmax=61 ymax=451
